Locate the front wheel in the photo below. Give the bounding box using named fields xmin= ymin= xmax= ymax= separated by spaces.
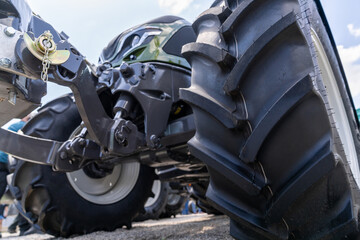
xmin=9 ymin=95 xmax=155 ymax=237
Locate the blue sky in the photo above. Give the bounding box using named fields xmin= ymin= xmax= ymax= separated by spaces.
xmin=26 ymin=0 xmax=360 ymax=108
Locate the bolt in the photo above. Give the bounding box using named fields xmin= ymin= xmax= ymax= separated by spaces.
xmin=140 ymin=64 xmax=146 ymax=78
xmin=115 ymin=130 xmax=126 ymax=144
xmin=119 ymin=62 xmax=134 ymax=78
xmin=160 ymin=94 xmax=167 ymax=100
xmin=60 ymin=151 xmax=67 ymax=160
xmin=122 ymin=123 xmax=131 ymax=133
xmin=68 ymin=160 xmax=73 ymax=165
xmin=78 ymin=138 xmax=86 ymax=148
xmin=0 ymin=58 xmax=12 ymax=68
xmin=150 ymin=134 xmax=156 ymax=142
xmin=109 ymin=182 xmax=113 ymax=187
xmin=4 ymin=27 xmax=15 ymax=37
xmin=149 ymin=65 xmax=156 ymax=74
xmin=129 ymin=77 xmax=139 ymax=85
xmin=150 ymin=134 xmax=160 ymax=148
xmin=42 ymin=39 xmax=52 ymax=48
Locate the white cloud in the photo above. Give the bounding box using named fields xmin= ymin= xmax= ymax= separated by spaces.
xmin=338 ymin=44 xmax=360 ymax=107
xmin=347 ymin=24 xmax=360 ymax=37
xmin=193 ymin=4 xmax=201 ymax=10
xmin=157 ymin=0 xmax=194 ymax=15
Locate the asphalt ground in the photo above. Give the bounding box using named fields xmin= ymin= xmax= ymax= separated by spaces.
xmin=2 ymin=213 xmax=233 ymax=240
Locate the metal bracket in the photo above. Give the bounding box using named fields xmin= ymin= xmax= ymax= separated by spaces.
xmin=0 ymin=24 xmax=34 ymax=79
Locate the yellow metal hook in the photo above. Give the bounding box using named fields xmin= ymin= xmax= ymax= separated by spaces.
xmin=23 ymin=31 xmax=70 ymax=65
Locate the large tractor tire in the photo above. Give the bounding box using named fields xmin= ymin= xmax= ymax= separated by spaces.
xmin=181 ymin=0 xmax=360 ymax=239
xmin=9 ymin=95 xmax=155 ymax=237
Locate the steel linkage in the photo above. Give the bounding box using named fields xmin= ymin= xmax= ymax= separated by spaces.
xmin=0 ymin=2 xmax=198 ymax=175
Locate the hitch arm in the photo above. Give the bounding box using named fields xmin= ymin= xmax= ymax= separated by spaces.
xmin=0 ymin=127 xmax=61 ymax=166
xmin=0 ymin=127 xmax=103 ymax=172
xmin=50 ymin=62 xmax=142 ymax=156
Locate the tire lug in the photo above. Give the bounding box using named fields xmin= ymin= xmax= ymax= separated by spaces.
xmin=125 ymin=222 xmax=132 ymax=229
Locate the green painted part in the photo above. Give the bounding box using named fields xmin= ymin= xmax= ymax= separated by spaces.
xmin=108 ymin=20 xmax=191 ymax=69
xmin=357 ymin=109 xmax=360 ymax=121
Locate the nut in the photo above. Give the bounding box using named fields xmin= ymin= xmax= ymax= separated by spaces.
xmin=0 ymin=58 xmax=12 ymax=68
xmin=4 ymin=27 xmax=16 ymax=37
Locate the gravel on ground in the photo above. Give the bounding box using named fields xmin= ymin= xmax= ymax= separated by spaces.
xmin=2 ymin=214 xmax=232 ymax=240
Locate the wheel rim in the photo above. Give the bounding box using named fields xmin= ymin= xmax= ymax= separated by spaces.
xmin=144 ymin=180 xmax=162 ymax=208
xmin=66 ymin=127 xmax=140 ymax=205
xmin=167 ymin=193 xmax=181 ymax=206
xmin=311 ymin=29 xmax=360 ymax=187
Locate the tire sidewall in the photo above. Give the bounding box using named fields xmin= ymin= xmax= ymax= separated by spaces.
xmin=308 ymin=1 xmax=360 ymax=160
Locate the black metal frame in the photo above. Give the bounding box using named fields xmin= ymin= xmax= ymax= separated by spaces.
xmin=0 ymin=1 xmax=206 ymax=182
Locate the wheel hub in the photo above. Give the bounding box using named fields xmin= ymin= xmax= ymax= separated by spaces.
xmin=66 ymin=126 xmax=141 ymax=204
xmin=66 ymin=162 xmax=140 ymax=204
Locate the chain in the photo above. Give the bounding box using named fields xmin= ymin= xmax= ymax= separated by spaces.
xmin=40 ymin=34 xmax=52 ymax=82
